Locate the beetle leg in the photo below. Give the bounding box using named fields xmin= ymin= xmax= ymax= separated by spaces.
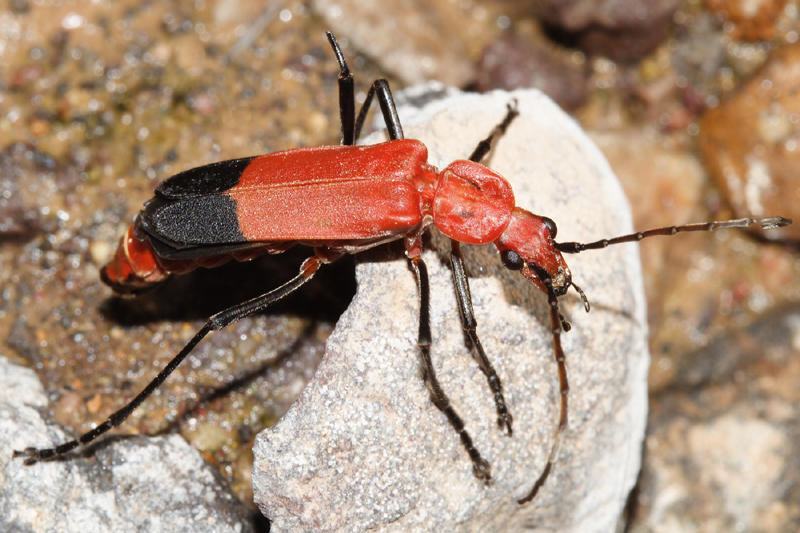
xmin=468 ymin=99 xmax=519 ymax=163
xmin=354 ymin=79 xmax=404 ymax=141
xmin=407 ymin=245 xmax=491 ymax=483
xmin=13 ymin=256 xmax=325 ymax=465
xmin=517 ymin=263 xmax=569 ymax=504
xmin=325 ymin=31 xmax=404 ymax=143
xmin=326 ymin=31 xmax=356 ymax=146
xmin=449 ymin=240 xmax=513 ymax=435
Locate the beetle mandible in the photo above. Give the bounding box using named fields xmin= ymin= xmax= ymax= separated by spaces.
xmin=14 ymin=32 xmax=791 ymax=505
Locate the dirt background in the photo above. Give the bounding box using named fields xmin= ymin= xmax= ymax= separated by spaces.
xmin=1 ymin=0 xmax=798 ymax=529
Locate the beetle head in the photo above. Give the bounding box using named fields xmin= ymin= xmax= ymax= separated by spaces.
xmin=493 ymin=207 xmax=588 ymax=312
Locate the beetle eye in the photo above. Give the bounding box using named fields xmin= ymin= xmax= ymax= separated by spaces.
xmin=541 ymin=216 xmax=557 ymax=238
xmin=500 ymin=249 xmax=524 ymax=270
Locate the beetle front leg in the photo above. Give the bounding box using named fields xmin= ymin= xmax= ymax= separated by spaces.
xmin=407 ymin=246 xmax=491 ymax=483
xmin=449 ymin=240 xmax=513 ymax=435
xmin=517 ymin=263 xmax=569 ymax=504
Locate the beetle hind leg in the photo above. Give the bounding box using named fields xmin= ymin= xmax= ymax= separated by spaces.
xmin=353 ymin=79 xmax=403 ymax=141
xmin=326 ymin=31 xmax=356 ymax=146
xmin=325 ymin=32 xmax=404 ymax=143
xmin=14 ymin=256 xmax=325 ymax=465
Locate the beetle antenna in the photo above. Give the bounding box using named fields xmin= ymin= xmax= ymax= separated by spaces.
xmin=555 ymin=216 xmax=792 ymax=254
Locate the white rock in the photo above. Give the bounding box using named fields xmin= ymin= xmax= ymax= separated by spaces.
xmin=0 ymin=355 xmax=253 ymax=533
xmin=252 ymin=88 xmax=649 ymax=532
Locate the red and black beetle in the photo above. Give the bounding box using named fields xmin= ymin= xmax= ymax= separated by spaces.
xmin=15 ymin=32 xmax=791 ymax=504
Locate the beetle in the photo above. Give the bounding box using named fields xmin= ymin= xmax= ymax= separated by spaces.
xmin=14 ymin=32 xmax=791 ymax=505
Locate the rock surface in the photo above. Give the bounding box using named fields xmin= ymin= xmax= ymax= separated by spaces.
xmin=252 ymin=88 xmax=649 ymax=532
xmin=311 ymin=0 xmax=482 ymax=86
xmin=534 ymin=0 xmax=679 ymax=61
xmin=476 ymin=33 xmax=588 ymax=110
xmin=0 ymin=355 xmax=255 ymax=533
xmin=699 ymin=44 xmax=800 ymax=242
xmin=634 ymin=304 xmax=800 ymax=531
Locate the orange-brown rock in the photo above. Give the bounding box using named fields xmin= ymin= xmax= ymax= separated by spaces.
xmin=707 ymin=0 xmax=788 ymax=41
xmin=699 ymin=44 xmax=800 ymax=241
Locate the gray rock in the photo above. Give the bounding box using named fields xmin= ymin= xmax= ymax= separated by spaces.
xmin=633 ymin=304 xmax=800 ymax=532
xmin=0 ymin=356 xmax=254 ymax=533
xmin=252 ymin=88 xmax=649 ymax=532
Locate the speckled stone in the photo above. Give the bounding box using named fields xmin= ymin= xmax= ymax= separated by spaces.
xmin=0 ymin=355 xmax=255 ymax=533
xmin=252 ymin=88 xmax=649 ymax=532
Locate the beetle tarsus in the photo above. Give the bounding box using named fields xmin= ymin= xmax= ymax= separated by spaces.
xmin=473 ymin=457 xmax=492 ymax=484
xmin=498 ymin=410 xmax=513 ymax=436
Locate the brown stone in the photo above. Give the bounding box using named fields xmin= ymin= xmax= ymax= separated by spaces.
xmin=699 ymin=44 xmax=800 ymax=241
xmin=476 ymin=33 xmax=588 ymax=110
xmin=535 ymin=0 xmax=679 ymax=62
